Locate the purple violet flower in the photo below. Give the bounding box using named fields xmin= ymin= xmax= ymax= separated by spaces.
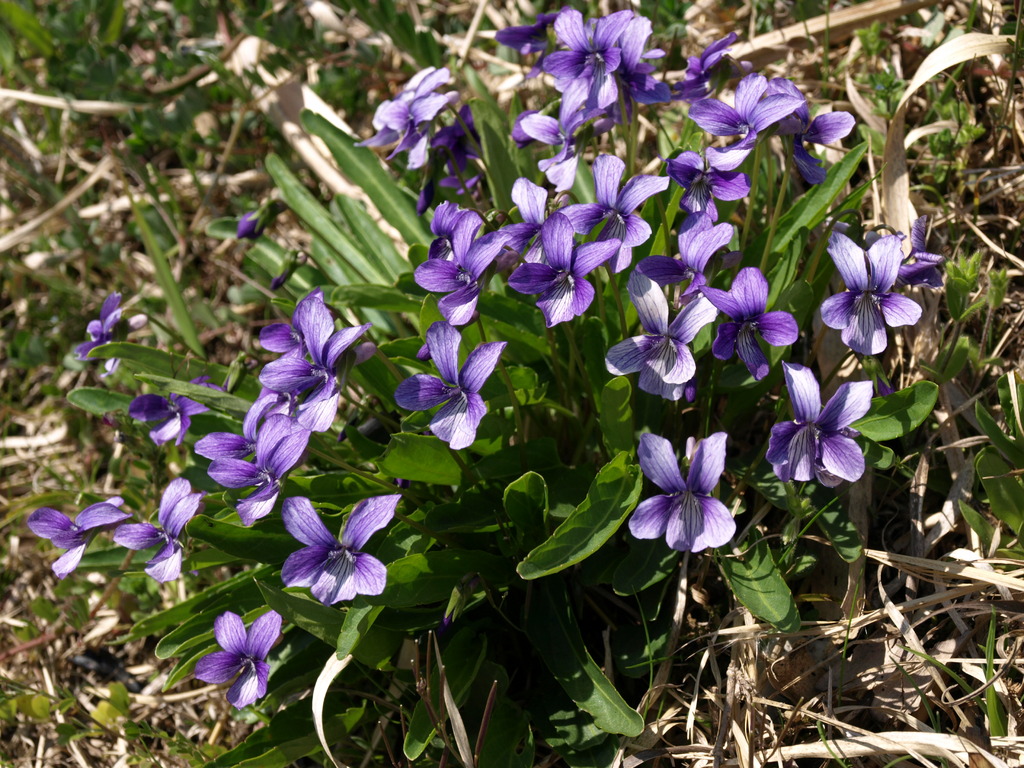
xmin=496 ymin=10 xmax=562 ymax=78
xmin=281 ymin=495 xmax=397 ymax=605
xmin=701 ymin=267 xmax=799 ymax=380
xmin=432 ymin=104 xmax=482 ymax=194
xmin=516 ymin=92 xmax=601 ymax=191
xmin=27 ymin=497 xmax=131 ymax=579
xmin=820 ymin=232 xmax=923 ymax=356
xmin=394 ymin=321 xmax=506 ymax=450
xmin=768 ymin=79 xmax=856 ymax=185
xmin=129 ymin=377 xmax=219 ymax=446
xmin=767 ymin=363 xmax=873 ymax=487
xmin=414 ymin=230 xmax=506 ymax=326
xmin=194 ymin=610 xmax=282 ymax=710
xmin=500 ymin=177 xmax=548 ymax=260
xmin=356 ymin=67 xmax=455 ymax=170
xmin=688 ymin=73 xmax=805 ymax=170
xmin=113 ymin=478 xmax=204 ymax=583
xmin=75 ymin=292 xmax=123 ymax=377
xmin=665 ymin=150 xmax=750 ymax=221
xmin=614 ymin=15 xmax=671 ymax=110
xmin=561 ymin=154 xmax=669 ymax=273
xmin=629 ymin=432 xmax=735 ymax=552
xmin=508 ymin=212 xmax=620 ymax=326
xmin=606 ymin=272 xmax=718 ymax=400
xmin=545 ymin=9 xmax=634 ymax=110
xmin=207 ymin=413 xmax=312 ymax=525
xmin=194 ymin=394 xmax=280 ymax=461
xmin=897 ymin=216 xmax=943 ymax=288
xmin=637 ymin=213 xmax=734 ymax=292
xmin=428 ymin=203 xmax=482 ymax=262
xmin=674 ymin=32 xmax=740 ymax=103
xmin=259 ymin=289 xmax=372 ymax=432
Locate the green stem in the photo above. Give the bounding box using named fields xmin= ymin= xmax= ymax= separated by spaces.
xmin=605 ymin=264 xmax=629 ymax=339
xmin=759 ymin=145 xmax=792 ymax=274
xmin=739 ymin=141 xmax=764 ymax=253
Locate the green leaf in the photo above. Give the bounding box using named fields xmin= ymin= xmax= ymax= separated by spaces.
xmin=504 ymin=471 xmax=548 ymax=547
xmin=301 ymin=111 xmax=430 ymax=246
xmin=66 ymin=387 xmax=133 ymax=416
xmin=265 ymin=153 xmax=382 ymax=285
xmin=524 ymin=580 xmax=645 ymax=737
xmin=187 ymin=515 xmax=297 ymax=564
xmin=720 ymin=539 xmax=801 ymax=632
xmin=326 ymin=284 xmax=421 ymax=313
xmin=473 ymin=100 xmax=518 ymax=212
xmin=815 ymin=506 xmax=863 ymax=562
xmin=374 ymin=550 xmax=514 ymax=608
xmin=862 ymin=437 xmax=895 ymax=469
xmin=0 ymin=2 xmax=53 ymax=57
xmin=599 ymin=378 xmax=633 ymax=456
xmin=336 ymin=599 xmax=383 ymax=658
xmin=975 ymin=400 xmax=1024 ymax=467
xmin=517 ymin=453 xmax=642 ymax=580
xmin=976 ymin=447 xmax=1024 ymax=535
xmin=134 ymin=374 xmax=251 ymax=418
xmin=377 ymin=433 xmax=462 ymax=485
xmin=749 ymin=142 xmax=868 ymax=259
xmin=613 ymin=538 xmax=678 ymax=595
xmin=125 ymin=195 xmax=205 ymax=358
xmin=851 ymin=381 xmax=938 ymax=441
xmin=257 ymin=581 xmax=344 ymax=648
xmin=333 ymin=196 xmax=406 ymax=281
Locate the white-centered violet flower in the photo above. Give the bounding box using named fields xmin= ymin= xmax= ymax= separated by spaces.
xmin=394 ymin=321 xmax=506 ymax=450
xmin=561 ymin=154 xmax=669 ymax=273
xmin=508 ymin=212 xmax=619 ymax=326
xmin=544 ymin=8 xmax=634 ymax=110
xmin=194 ymin=610 xmax=282 ymax=710
xmin=28 ymin=497 xmax=131 ymax=579
xmin=606 ymin=272 xmax=718 ymax=400
xmin=129 ymin=376 xmax=219 ymax=446
xmin=629 ymin=432 xmax=735 ymax=553
xmin=767 ymin=363 xmax=873 ymax=487
xmin=665 ymin=150 xmax=750 ymax=221
xmin=113 ymin=478 xmax=205 ymax=583
xmin=701 ymin=266 xmax=798 ymax=380
xmin=637 ymin=213 xmax=734 ymax=293
xmin=207 ymin=414 xmax=311 ymax=525
xmin=281 ymin=495 xmax=398 ymax=605
xmin=356 ymin=67 xmax=455 ymax=170
xmin=259 ymin=289 xmax=372 ymax=432
xmin=414 ymin=229 xmax=506 ymax=326
xmin=819 ymin=231 xmax=922 ymax=356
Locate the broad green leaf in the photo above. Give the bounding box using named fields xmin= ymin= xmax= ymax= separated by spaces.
xmin=816 ymin=506 xmax=863 ymax=563
xmin=975 ymin=400 xmax=1024 ymax=467
xmin=533 ymin=694 xmax=615 ymax=768
xmin=187 ymin=515 xmax=296 ymax=565
xmin=206 ymin=704 xmax=363 ymax=768
xmin=257 ymin=581 xmax=344 ymax=648
xmin=524 ymin=580 xmax=644 ymax=737
xmin=851 ymin=381 xmax=938 ymax=441
xmin=862 ymin=437 xmax=895 ymax=469
xmin=326 ymin=284 xmax=421 ymax=313
xmin=720 ymin=539 xmax=801 ymax=632
xmin=504 ymin=471 xmax=548 ymax=547
xmin=301 ymin=111 xmax=430 ymax=246
xmin=976 ymin=447 xmax=1024 ymax=535
xmin=265 ymin=153 xmax=382 ymax=285
xmin=134 ymin=373 xmax=251 ymax=418
xmin=336 ymin=599 xmax=383 ymax=659
xmin=478 ymin=698 xmax=536 ymax=768
xmin=125 ymin=566 xmax=273 ymax=641
xmin=66 ymin=387 xmax=133 ymax=416
xmin=612 ymin=538 xmax=678 ymax=595
xmin=377 ymin=433 xmax=462 ymax=485
xmin=517 ymin=453 xmax=642 ymax=580
xmin=374 ymin=550 xmax=514 ymax=608
xmin=599 ymin=378 xmax=633 ymax=456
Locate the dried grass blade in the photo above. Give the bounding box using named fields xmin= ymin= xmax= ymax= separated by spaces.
xmin=313 ymin=653 xmax=354 ymax=768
